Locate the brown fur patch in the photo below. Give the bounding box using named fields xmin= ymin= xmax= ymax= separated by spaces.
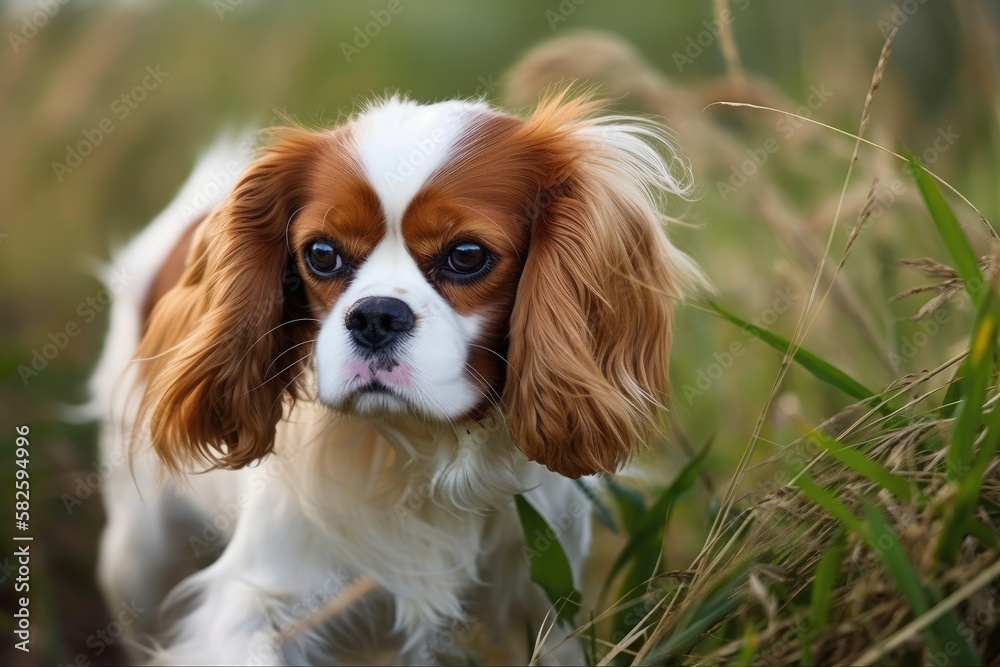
xmin=135 ymin=90 xmax=684 ymax=479
xmin=499 ymin=91 xmax=680 ymax=478
xmin=402 ymin=113 xmax=540 ymax=415
xmin=290 ymin=132 xmax=385 ymax=318
xmin=137 ymin=127 xmax=333 ymax=471
xmin=141 ymin=216 xmax=202 ymax=333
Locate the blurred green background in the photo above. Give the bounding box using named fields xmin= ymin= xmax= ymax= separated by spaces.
xmin=1 ymin=0 xmax=998 ymax=664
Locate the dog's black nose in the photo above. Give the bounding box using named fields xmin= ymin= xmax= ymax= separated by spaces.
xmin=346 ymin=296 xmax=415 ymax=351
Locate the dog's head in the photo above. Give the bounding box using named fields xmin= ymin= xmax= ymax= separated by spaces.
xmin=138 ymin=90 xmax=697 ymax=478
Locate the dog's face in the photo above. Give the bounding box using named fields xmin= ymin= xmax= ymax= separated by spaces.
xmin=289 ymin=102 xmax=532 ymax=422
xmin=138 ymin=93 xmax=694 ymax=478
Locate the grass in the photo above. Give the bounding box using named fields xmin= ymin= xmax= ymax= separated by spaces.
xmin=519 ymin=23 xmax=1000 ymax=664
xmin=3 ymin=1 xmax=1000 ymax=665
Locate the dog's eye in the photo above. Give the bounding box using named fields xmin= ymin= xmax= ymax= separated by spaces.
xmin=305 ymin=240 xmax=345 ymax=277
xmin=445 ymin=243 xmax=489 ymax=276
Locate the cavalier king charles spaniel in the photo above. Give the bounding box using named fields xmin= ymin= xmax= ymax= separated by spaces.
xmin=89 ymin=89 xmax=699 ymax=664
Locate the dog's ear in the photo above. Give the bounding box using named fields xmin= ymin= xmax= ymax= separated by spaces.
xmin=504 ymin=92 xmax=698 ymax=478
xmin=136 ymin=128 xmax=320 ymax=472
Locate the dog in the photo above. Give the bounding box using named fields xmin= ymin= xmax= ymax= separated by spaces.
xmin=89 ymin=88 xmax=698 ymax=664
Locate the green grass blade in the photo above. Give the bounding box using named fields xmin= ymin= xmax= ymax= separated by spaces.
xmin=733 ymin=623 xmax=758 ymax=667
xmin=937 ymin=390 xmax=1000 ymax=564
xmin=611 ymin=555 xmax=662 ymax=648
xmin=908 ymin=154 xmax=985 ymax=302
xmin=809 ymin=528 xmax=847 ymax=635
xmin=707 ymin=301 xmax=890 ymax=413
xmin=574 ymin=478 xmax=618 ymax=533
xmin=947 ymin=286 xmax=998 ymax=481
xmin=640 ymin=561 xmax=751 ymax=664
xmin=935 ymin=285 xmax=999 ymax=564
xmin=940 ymin=375 xmax=966 ymax=419
xmin=862 ymin=503 xmax=981 ymax=666
xmin=963 ymin=517 xmax=999 ymax=549
xmin=803 ymin=529 xmax=847 ymax=666
xmin=515 ymin=495 xmax=582 ymax=622
xmin=792 ymin=474 xmax=863 ymax=534
xmin=971 ymin=401 xmax=1000 ymax=492
xmin=810 ymin=431 xmax=915 ymax=502
xmin=604 ymin=476 xmax=646 ymax=535
xmin=862 ymin=503 xmax=928 ymax=613
xmin=603 ymin=445 xmax=710 ymax=602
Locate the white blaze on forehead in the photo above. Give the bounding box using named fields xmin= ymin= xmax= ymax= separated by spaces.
xmin=351 ymin=97 xmax=488 ymax=232
xmin=315 ymin=232 xmax=486 ymax=419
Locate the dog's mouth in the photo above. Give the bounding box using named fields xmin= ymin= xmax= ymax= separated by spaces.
xmin=355 ymin=380 xmax=392 ymax=395
xmin=335 ymin=375 xmax=415 ymax=417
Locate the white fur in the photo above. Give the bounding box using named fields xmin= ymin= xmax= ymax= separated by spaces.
xmin=352 ymin=96 xmax=490 ymax=231
xmin=94 ymin=105 xmax=590 ymax=664
xmin=315 ymin=232 xmax=485 ymax=421
xmin=91 ymin=97 xmax=706 ymax=664
xmin=318 ymin=97 xmax=496 ymax=422
xmin=92 ymin=136 xmax=257 ymax=653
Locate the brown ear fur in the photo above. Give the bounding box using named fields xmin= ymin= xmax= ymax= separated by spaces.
xmin=503 ymin=93 xmax=690 ymax=478
xmin=136 ymin=128 xmax=321 ymax=472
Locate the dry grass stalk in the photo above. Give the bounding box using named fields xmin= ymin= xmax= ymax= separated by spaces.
xmin=839 ymin=177 xmax=880 ymax=269
xmin=713 ymin=0 xmax=746 ymax=88
xmin=655 ymin=409 xmax=1000 ymax=665
xmin=893 ymin=250 xmax=1000 ymax=321
xmin=281 ymin=575 xmax=378 ymax=643
xmin=678 ymin=33 xmax=904 ymax=647
xmin=858 ymin=28 xmax=897 ymax=138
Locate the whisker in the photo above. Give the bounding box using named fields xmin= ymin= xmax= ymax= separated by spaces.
xmin=246 ymin=350 xmax=312 ymax=396
xmin=466 ymin=343 xmax=521 ymax=384
xmin=263 ymin=339 xmax=317 ymax=375
xmin=463 ymin=363 xmax=507 ymax=417
xmin=235 ymin=318 xmax=323 ymax=367
xmin=130 ymin=319 xmax=320 ymax=379
xmin=267 ymin=362 xmax=314 ymax=414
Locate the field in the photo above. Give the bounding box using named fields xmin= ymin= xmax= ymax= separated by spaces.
xmin=1 ymin=1 xmax=999 ymax=664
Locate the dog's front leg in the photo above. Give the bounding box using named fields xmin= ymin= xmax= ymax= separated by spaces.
xmin=148 ymin=485 xmax=354 ymax=666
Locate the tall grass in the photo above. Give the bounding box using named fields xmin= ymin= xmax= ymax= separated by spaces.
xmin=3 ymin=2 xmax=998 ymax=664
xmin=521 ymin=17 xmax=1000 ymax=667
xmin=524 ymin=155 xmax=1000 ymax=666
